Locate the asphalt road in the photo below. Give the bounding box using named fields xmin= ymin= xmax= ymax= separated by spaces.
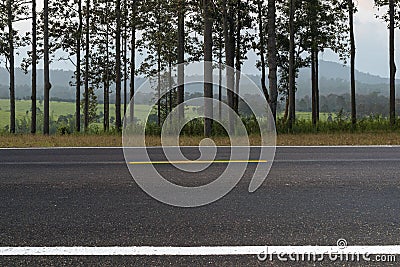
xmin=0 ymin=146 xmax=400 ymax=266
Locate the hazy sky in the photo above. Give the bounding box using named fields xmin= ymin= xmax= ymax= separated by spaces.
xmin=11 ymin=0 xmax=400 ymax=78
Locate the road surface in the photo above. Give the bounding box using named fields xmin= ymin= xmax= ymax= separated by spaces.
xmin=0 ymin=147 xmax=399 ymax=266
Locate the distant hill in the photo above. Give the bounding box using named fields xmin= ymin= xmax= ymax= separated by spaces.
xmin=0 ymin=68 xmax=147 ymax=102
xmin=0 ymin=61 xmax=399 ymax=100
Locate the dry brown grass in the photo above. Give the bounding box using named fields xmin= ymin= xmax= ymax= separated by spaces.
xmin=1 ymin=132 xmax=400 ymax=147
xmin=277 ymin=132 xmax=400 ymax=146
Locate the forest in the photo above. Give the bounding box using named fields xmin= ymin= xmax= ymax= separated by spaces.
xmin=0 ymin=0 xmax=399 ymax=135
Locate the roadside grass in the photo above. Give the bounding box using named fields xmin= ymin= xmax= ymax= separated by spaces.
xmin=1 ymin=100 xmax=400 ymax=147
xmin=1 ymin=131 xmax=400 ymax=147
xmin=0 ymin=99 xmax=199 ymax=132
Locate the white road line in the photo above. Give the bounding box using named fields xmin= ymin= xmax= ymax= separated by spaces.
xmin=0 ymin=246 xmax=399 ymax=256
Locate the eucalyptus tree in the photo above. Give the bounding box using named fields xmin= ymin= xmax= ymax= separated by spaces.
xmin=275 ymin=0 xmax=307 ymax=124
xmin=233 ymin=0 xmax=254 ymax=113
xmin=137 ymin=0 xmax=177 ymax=126
xmin=204 ymin=0 xmax=213 ymax=137
xmin=221 ymin=0 xmax=236 ymax=132
xmin=84 ymin=0 xmax=91 ymax=131
xmin=303 ymin=0 xmax=349 ymax=125
xmin=176 ymin=0 xmax=185 ymax=121
xmin=375 ymin=0 xmax=399 ymax=126
xmin=115 ymin=0 xmax=122 ymax=130
xmin=255 ymin=0 xmax=269 ymax=104
xmin=129 ymin=0 xmax=138 ymax=123
xmin=122 ymin=0 xmax=128 ymax=116
xmin=275 ymin=0 xmax=349 ymax=126
xmin=43 ymin=0 xmax=50 ymax=134
xmin=2 ymin=0 xmax=29 ymax=133
xmin=90 ymin=0 xmax=116 ymax=131
xmin=288 ymin=0 xmax=295 ymax=129
xmin=212 ymin=4 xmax=225 ymax=121
xmin=267 ymin=0 xmax=278 ymax=121
xmin=39 ymin=0 xmax=85 ymax=132
xmin=31 ymin=0 xmax=37 ymax=133
xmin=347 ymin=0 xmax=356 ymax=126
xmin=255 ymin=0 xmax=278 ymax=120
xmin=218 ymin=0 xmax=254 ymax=117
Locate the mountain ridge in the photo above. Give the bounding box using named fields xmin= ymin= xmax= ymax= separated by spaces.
xmin=0 ymin=60 xmax=399 ymax=100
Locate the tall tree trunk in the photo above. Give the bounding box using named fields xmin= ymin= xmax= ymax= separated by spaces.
xmin=129 ymin=0 xmax=136 ymax=124
xmin=389 ymin=0 xmax=396 ymax=125
xmin=288 ymin=0 xmax=295 ymax=130
xmin=84 ymin=0 xmax=90 ymax=131
xmin=157 ymin=51 xmax=161 ymax=126
xmin=311 ymin=46 xmax=317 ymax=125
xmin=31 ymin=0 xmax=37 ymax=134
xmin=204 ymin=0 xmax=213 ymax=137
xmin=177 ymin=0 xmax=185 ymax=121
xmin=218 ymin=31 xmax=223 ymax=122
xmin=7 ymin=0 xmax=15 ymax=133
xmin=223 ymin=0 xmax=235 ymax=133
xmin=43 ymin=0 xmax=50 ymax=135
xmin=104 ymin=5 xmax=110 ymax=132
xmin=123 ymin=0 xmax=127 ymax=117
xmin=234 ymin=0 xmax=241 ymax=114
xmin=76 ymin=0 xmax=82 ymax=132
xmin=267 ymin=0 xmax=278 ymax=121
xmin=315 ymin=50 xmax=319 ymax=121
xmin=257 ymin=0 xmax=269 ymax=103
xmin=283 ymin=94 xmax=289 ymax=122
xmin=349 ymin=0 xmax=356 ymax=126
xmin=115 ymin=0 xmax=122 ymax=130
xmin=168 ymin=61 xmax=173 ymax=113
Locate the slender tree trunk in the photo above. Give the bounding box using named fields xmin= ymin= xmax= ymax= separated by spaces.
xmin=315 ymin=50 xmax=319 ymax=122
xmin=267 ymin=0 xmax=278 ymax=121
xmin=43 ymin=0 xmax=50 ymax=135
xmin=218 ymin=32 xmax=222 ymax=122
xmin=168 ymin=61 xmax=172 ymax=113
xmin=76 ymin=0 xmax=82 ymax=132
xmin=223 ymin=0 xmax=235 ymax=133
xmin=204 ymin=0 xmax=213 ymax=137
xmin=129 ymin=0 xmax=136 ymax=124
xmin=389 ymin=0 xmax=396 ymax=125
xmin=115 ymin=0 xmax=122 ymax=130
xmin=7 ymin=0 xmax=15 ymax=133
xmin=103 ymin=82 xmax=107 ymax=130
xmin=288 ymin=0 xmax=295 ymax=130
xmin=123 ymin=0 xmax=127 ymax=117
xmin=257 ymin=0 xmax=269 ymax=103
xmin=349 ymin=0 xmax=356 ymax=126
xmin=311 ymin=46 xmax=317 ymax=125
xmin=31 ymin=0 xmax=37 ymax=134
xmin=157 ymin=51 xmax=161 ymax=126
xmin=283 ymin=95 xmax=289 ymax=122
xmin=84 ymin=0 xmax=90 ymax=131
xmin=177 ymin=0 xmax=185 ymax=121
xmin=104 ymin=8 xmax=110 ymax=132
xmin=234 ymin=0 xmax=241 ymax=114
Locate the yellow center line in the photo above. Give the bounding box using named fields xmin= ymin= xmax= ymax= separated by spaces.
xmin=128 ymin=160 xmax=267 ymax=165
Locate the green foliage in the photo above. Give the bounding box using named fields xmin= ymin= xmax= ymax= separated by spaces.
xmin=81 ymin=86 xmax=98 ymax=124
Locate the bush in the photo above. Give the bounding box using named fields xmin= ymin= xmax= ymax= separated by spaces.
xmin=57 ymin=124 xmax=71 ymax=135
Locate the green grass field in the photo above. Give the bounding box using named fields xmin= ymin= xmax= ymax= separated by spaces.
xmin=0 ymin=99 xmax=200 ymax=130
xmin=278 ymin=111 xmax=334 ymax=121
